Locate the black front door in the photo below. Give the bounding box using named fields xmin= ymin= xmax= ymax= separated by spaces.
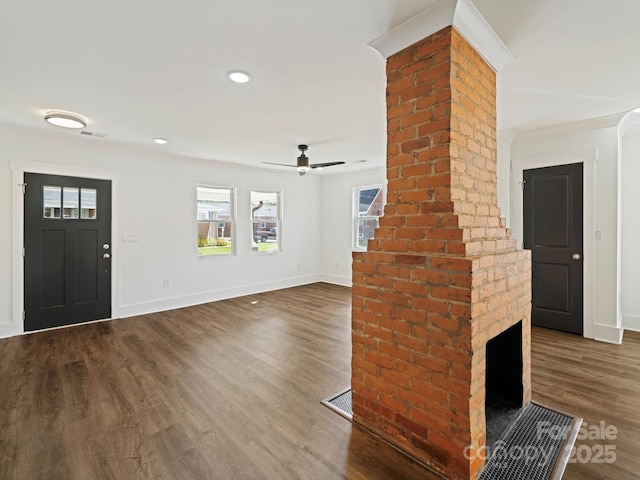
xmin=24 ymin=173 xmax=112 ymax=331
xmin=523 ymin=163 xmax=583 ymax=335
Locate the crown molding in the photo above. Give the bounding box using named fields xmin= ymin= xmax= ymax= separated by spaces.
xmin=618 ymin=111 xmax=640 ymax=137
xmin=368 ymin=0 xmax=512 ymax=72
xmin=453 ymin=0 xmax=513 ymax=72
xmin=498 ymin=128 xmax=518 ymax=144
xmin=368 ymin=0 xmax=456 ymax=60
xmin=514 ymin=112 xmax=627 ymax=142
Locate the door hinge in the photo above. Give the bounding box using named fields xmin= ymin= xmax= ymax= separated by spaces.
xmin=22 ymin=311 xmax=25 ymax=321
xmin=20 ymin=182 xmax=27 ymax=194
xmin=519 ymin=180 xmax=526 ymax=191
xmin=22 ymin=247 xmax=25 ymax=257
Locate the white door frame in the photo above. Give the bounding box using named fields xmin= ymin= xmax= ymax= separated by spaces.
xmin=511 ymin=147 xmax=596 ymax=340
xmin=6 ymin=158 xmax=121 ymax=339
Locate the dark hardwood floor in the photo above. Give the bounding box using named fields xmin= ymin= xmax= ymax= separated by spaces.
xmin=1 ymin=283 xmax=638 ymax=479
xmin=530 ymin=327 xmax=640 ymax=480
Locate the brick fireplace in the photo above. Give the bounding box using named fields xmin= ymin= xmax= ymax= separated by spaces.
xmin=351 ymin=26 xmax=532 ymax=480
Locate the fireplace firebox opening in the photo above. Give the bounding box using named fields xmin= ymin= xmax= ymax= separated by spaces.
xmin=485 ymin=320 xmax=525 ymax=447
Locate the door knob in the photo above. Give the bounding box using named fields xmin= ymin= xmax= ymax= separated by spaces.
xmin=103 ymin=253 xmax=111 ymax=259
xmin=572 ymin=253 xmax=581 ymax=260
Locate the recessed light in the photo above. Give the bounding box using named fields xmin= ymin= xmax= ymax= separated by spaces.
xmin=633 ymin=107 xmax=640 ymax=113
xmin=44 ymin=112 xmax=87 ymax=129
xmin=227 ymin=70 xmax=252 ymax=84
xmin=153 ymin=138 xmax=168 ymax=145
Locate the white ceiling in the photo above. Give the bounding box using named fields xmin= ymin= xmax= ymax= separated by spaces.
xmin=1 ymin=0 xmax=639 ymax=173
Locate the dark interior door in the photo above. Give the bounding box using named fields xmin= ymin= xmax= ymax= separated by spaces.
xmin=523 ymin=163 xmax=583 ymax=335
xmin=24 ymin=173 xmax=112 ymax=331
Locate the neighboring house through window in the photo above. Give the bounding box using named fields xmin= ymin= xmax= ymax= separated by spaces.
xmin=251 ymin=190 xmax=281 ymax=253
xmin=354 ymin=185 xmax=384 ymax=250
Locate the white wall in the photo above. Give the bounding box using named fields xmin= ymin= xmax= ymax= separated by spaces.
xmin=0 ymin=122 xmax=323 ymax=338
xmin=320 ymin=168 xmax=386 ymax=286
xmin=497 ymin=132 xmax=512 ymax=227
xmin=511 ymin=125 xmax=621 ymax=343
xmin=620 ymin=126 xmax=640 ymax=332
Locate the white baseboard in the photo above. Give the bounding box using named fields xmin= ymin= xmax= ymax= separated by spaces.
xmin=593 ymin=323 xmax=624 ymax=344
xmin=0 ymin=322 xmax=22 ymax=340
xmin=119 ymin=274 xmax=323 ymax=318
xmin=623 ymin=314 xmax=640 ymax=333
xmin=0 ymin=274 xmax=325 ymax=340
xmin=320 ymin=273 xmax=352 ymax=287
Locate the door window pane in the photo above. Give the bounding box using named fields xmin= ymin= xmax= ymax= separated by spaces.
xmin=81 ymin=189 xmax=97 ymax=219
xmin=63 ymin=187 xmax=80 ymax=219
xmin=43 ymin=185 xmax=62 ymax=218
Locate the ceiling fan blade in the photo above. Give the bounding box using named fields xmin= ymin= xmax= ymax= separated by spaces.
xmin=310 ymin=161 xmax=346 ymax=169
xmin=262 ymin=162 xmax=297 ymax=168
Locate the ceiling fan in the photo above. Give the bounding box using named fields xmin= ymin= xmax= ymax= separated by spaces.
xmin=263 ymin=144 xmax=345 ymax=176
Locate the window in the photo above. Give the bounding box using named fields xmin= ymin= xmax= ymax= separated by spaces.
xmin=354 ymin=185 xmax=384 ymax=250
xmin=196 ymin=186 xmax=235 ymax=256
xmin=251 ymin=190 xmax=281 ymax=253
xmin=43 ymin=185 xmax=97 ymax=220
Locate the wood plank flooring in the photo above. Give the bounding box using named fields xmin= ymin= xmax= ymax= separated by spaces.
xmin=530 ymin=327 xmax=640 ymax=480
xmin=1 ymin=283 xmax=638 ymax=479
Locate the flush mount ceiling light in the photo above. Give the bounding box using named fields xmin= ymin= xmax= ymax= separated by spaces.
xmin=227 ymin=70 xmax=252 ymax=84
xmin=44 ymin=112 xmax=87 ymax=129
xmin=633 ymin=107 xmax=640 ymax=113
xmin=153 ymin=137 xmax=168 ymax=145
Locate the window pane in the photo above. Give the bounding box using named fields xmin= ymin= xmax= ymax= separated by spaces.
xmin=63 ymin=187 xmax=79 ymax=219
xmin=358 ymin=187 xmax=383 ymax=217
xmin=81 ymin=188 xmax=97 ymax=219
xmin=251 ymin=191 xmax=280 ymax=253
xmin=197 ymin=186 xmax=233 ymax=256
xmin=197 ymin=221 xmax=232 ymax=256
xmin=358 ymin=218 xmax=379 ymax=248
xmin=43 ymin=185 xmax=61 ymax=218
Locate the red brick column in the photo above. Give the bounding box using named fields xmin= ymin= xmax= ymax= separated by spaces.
xmin=351 ymin=26 xmax=531 ymax=480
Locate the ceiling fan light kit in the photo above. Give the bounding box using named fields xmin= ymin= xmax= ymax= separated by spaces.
xmin=297 ymin=144 xmax=311 ymax=175
xmin=263 ymin=144 xmax=345 ymax=176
